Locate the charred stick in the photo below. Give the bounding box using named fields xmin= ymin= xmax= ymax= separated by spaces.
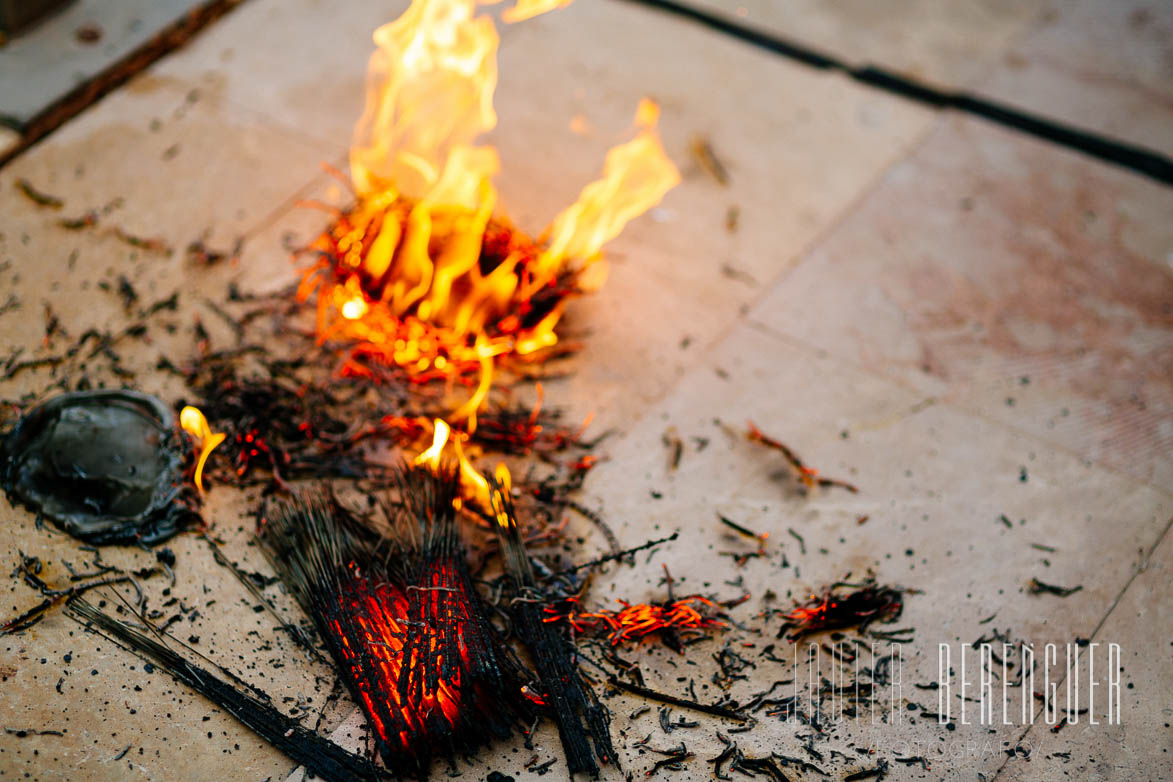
xmin=555 ymin=532 xmax=679 ymax=576
xmin=65 ymin=597 xmax=382 ymax=782
xmin=604 ymin=678 xmax=748 ymax=722
xmin=491 ymin=477 xmax=617 ymax=777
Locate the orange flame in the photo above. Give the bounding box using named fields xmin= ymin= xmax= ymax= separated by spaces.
xmin=502 ymin=0 xmax=575 ymax=23
xmin=180 ymin=405 xmax=226 ymax=494
xmin=412 ymin=418 xmax=452 ymax=469
xmin=534 ymin=101 xmax=680 ymax=283
xmin=351 ymin=0 xmax=499 ymax=208
xmin=304 ymin=0 xmax=680 ymax=435
xmin=412 ymin=418 xmax=493 ymax=510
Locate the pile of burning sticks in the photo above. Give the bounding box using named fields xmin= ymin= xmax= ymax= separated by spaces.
xmin=1 ymin=0 xmax=918 ymax=779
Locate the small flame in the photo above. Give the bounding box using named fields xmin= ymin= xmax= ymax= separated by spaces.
xmin=502 ymin=0 xmax=574 ymax=23
xmin=533 ymin=101 xmax=680 ymax=281
xmin=490 ymin=462 xmax=514 ymax=530
xmin=412 ymin=418 xmax=494 ymax=509
xmin=180 ymin=405 xmax=226 ymax=494
xmin=413 ymin=418 xmax=452 ymax=469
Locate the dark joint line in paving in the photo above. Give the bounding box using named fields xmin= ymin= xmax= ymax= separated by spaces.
xmin=617 ymin=0 xmax=1173 ymax=186
xmin=0 ymin=0 xmax=248 ymax=170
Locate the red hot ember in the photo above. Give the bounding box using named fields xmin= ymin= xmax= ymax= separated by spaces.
xmin=259 ymin=468 xmax=531 ymax=775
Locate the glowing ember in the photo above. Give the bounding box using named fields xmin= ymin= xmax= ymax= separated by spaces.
xmin=299 ymin=0 xmax=680 ymax=443
xmin=259 ymin=471 xmax=531 ymax=775
xmin=777 ymin=583 xmax=905 ymax=641
xmin=545 ymin=595 xmax=727 ymax=650
xmin=179 ymin=405 xmax=226 ymax=493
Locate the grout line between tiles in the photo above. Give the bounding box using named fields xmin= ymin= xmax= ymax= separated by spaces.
xmin=0 ymin=0 xmax=253 ymax=170
xmin=613 ymin=0 xmax=1173 ymax=186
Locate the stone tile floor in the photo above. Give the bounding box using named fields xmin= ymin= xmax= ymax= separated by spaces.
xmin=0 ymin=1 xmax=1169 ymax=780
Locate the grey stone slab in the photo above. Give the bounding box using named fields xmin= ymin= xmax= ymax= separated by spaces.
xmin=0 ymin=0 xmax=210 ymax=128
xmin=979 ymin=0 xmax=1173 ymax=158
xmin=748 ymin=113 xmax=1173 ymax=490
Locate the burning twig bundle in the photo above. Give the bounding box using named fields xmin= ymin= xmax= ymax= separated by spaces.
xmin=259 ymin=468 xmax=531 ymax=777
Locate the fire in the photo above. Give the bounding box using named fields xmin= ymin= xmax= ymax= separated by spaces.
xmin=544 ymin=595 xmax=726 ymax=649
xmin=299 ymin=0 xmax=680 ymax=451
xmin=411 ymin=417 xmax=495 ymax=510
xmin=502 ymin=0 xmax=575 ymax=24
xmin=413 ymin=417 xmax=452 ymax=469
xmin=180 ymin=405 xmax=226 ymax=493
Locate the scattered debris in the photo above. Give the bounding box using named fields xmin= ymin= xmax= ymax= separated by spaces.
xmin=14 ymin=179 xmax=63 ymax=209
xmin=745 ymin=421 xmax=858 ymax=493
xmin=690 ymin=134 xmax=730 ymax=186
xmin=1028 ymin=578 xmax=1082 ymax=598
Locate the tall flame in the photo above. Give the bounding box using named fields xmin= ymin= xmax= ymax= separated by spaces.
xmin=350 ymin=0 xmax=499 ymax=209
xmin=306 ymin=0 xmax=679 ymax=504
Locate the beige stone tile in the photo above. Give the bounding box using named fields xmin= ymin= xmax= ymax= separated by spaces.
xmin=995 ymin=527 xmax=1173 ymax=781
xmin=681 ymin=0 xmax=1055 ymax=87
xmin=0 ymin=79 xmax=335 ymax=379
xmin=563 ymin=320 xmax=1169 ymax=778
xmin=152 ymin=0 xmax=936 ymax=292
xmin=748 ymin=114 xmax=1173 ymax=490
xmin=486 ymin=0 xmax=935 ymax=430
xmin=149 ymin=0 xmax=411 ymax=152
xmin=980 ymin=0 xmax=1173 ymax=158
xmin=0 ymin=488 xmax=337 ymax=781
